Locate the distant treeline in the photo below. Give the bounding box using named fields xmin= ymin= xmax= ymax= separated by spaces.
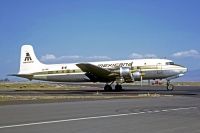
xmin=0 ymin=78 xmax=10 ymax=82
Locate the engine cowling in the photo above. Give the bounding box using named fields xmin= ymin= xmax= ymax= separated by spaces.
xmin=119 ymin=67 xmax=132 ymax=78
xmin=112 ymin=67 xmax=143 ymax=83
xmin=132 ymin=71 xmax=141 ymax=78
xmin=113 ymin=67 xmax=133 ymax=83
xmin=116 ymin=67 xmax=143 ymax=83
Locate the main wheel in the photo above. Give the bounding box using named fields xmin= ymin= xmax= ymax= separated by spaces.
xmin=115 ymin=84 xmax=122 ymax=91
xmin=104 ymin=85 xmax=112 ymax=91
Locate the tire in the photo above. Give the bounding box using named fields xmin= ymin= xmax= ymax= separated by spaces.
xmin=167 ymin=84 xmax=174 ymax=91
xmin=104 ymin=85 xmax=112 ymax=91
xmin=115 ymin=85 xmax=122 ymax=91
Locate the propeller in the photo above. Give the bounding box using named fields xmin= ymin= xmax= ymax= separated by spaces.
xmin=140 ymin=75 xmax=143 ymax=86
xmin=139 ymin=68 xmax=145 ymax=86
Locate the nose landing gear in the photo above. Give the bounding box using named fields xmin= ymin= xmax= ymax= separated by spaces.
xmin=167 ymin=80 xmax=174 ymax=91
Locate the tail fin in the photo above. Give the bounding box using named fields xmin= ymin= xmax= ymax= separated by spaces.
xmin=19 ymin=45 xmax=44 ymax=74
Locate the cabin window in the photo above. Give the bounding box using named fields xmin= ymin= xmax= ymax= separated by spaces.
xmin=62 ymin=66 xmax=67 ymax=69
xmin=166 ymin=62 xmax=174 ymax=65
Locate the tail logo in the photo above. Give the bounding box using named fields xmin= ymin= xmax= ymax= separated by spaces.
xmin=23 ymin=52 xmax=34 ymax=63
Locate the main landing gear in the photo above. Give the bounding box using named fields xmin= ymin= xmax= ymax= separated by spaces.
xmin=115 ymin=84 xmax=122 ymax=91
xmin=104 ymin=84 xmax=112 ymax=91
xmin=167 ymin=80 xmax=174 ymax=91
xmin=104 ymin=83 xmax=123 ymax=91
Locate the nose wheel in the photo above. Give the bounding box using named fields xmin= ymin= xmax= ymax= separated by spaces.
xmin=167 ymin=80 xmax=174 ymax=91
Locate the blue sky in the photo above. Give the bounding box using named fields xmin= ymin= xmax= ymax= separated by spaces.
xmin=0 ymin=0 xmax=200 ymax=80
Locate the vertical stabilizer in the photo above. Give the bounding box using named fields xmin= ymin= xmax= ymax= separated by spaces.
xmin=19 ymin=45 xmax=44 ymax=74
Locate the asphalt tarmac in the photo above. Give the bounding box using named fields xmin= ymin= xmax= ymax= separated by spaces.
xmin=0 ymin=85 xmax=200 ymax=98
xmin=0 ymin=85 xmax=200 ymax=133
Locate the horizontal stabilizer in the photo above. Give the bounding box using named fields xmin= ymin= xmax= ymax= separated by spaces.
xmin=8 ymin=74 xmax=33 ymax=80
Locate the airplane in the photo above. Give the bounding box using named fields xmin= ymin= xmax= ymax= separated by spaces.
xmin=11 ymin=45 xmax=187 ymax=91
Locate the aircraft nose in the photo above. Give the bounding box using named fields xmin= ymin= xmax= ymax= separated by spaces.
xmin=181 ymin=67 xmax=188 ymax=73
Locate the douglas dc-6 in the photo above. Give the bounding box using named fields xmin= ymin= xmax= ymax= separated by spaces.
xmin=11 ymin=45 xmax=187 ymax=91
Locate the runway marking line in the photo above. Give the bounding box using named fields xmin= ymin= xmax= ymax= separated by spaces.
xmin=0 ymin=106 xmax=197 ymax=129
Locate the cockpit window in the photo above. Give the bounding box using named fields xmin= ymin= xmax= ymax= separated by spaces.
xmin=166 ymin=62 xmax=174 ymax=65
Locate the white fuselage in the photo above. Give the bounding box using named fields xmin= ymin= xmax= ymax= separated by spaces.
xmin=29 ymin=59 xmax=187 ymax=82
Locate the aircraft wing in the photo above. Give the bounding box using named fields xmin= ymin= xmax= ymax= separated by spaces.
xmin=76 ymin=63 xmax=117 ymax=82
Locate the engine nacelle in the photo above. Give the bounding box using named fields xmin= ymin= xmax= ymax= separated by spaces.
xmin=118 ymin=67 xmax=133 ymax=83
xmin=113 ymin=67 xmax=142 ymax=83
xmin=132 ymin=71 xmax=141 ymax=78
xmin=119 ymin=67 xmax=131 ymax=78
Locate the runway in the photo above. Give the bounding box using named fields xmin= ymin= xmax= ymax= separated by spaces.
xmin=0 ymin=85 xmax=200 ymax=98
xmin=0 ymin=85 xmax=200 ymax=133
